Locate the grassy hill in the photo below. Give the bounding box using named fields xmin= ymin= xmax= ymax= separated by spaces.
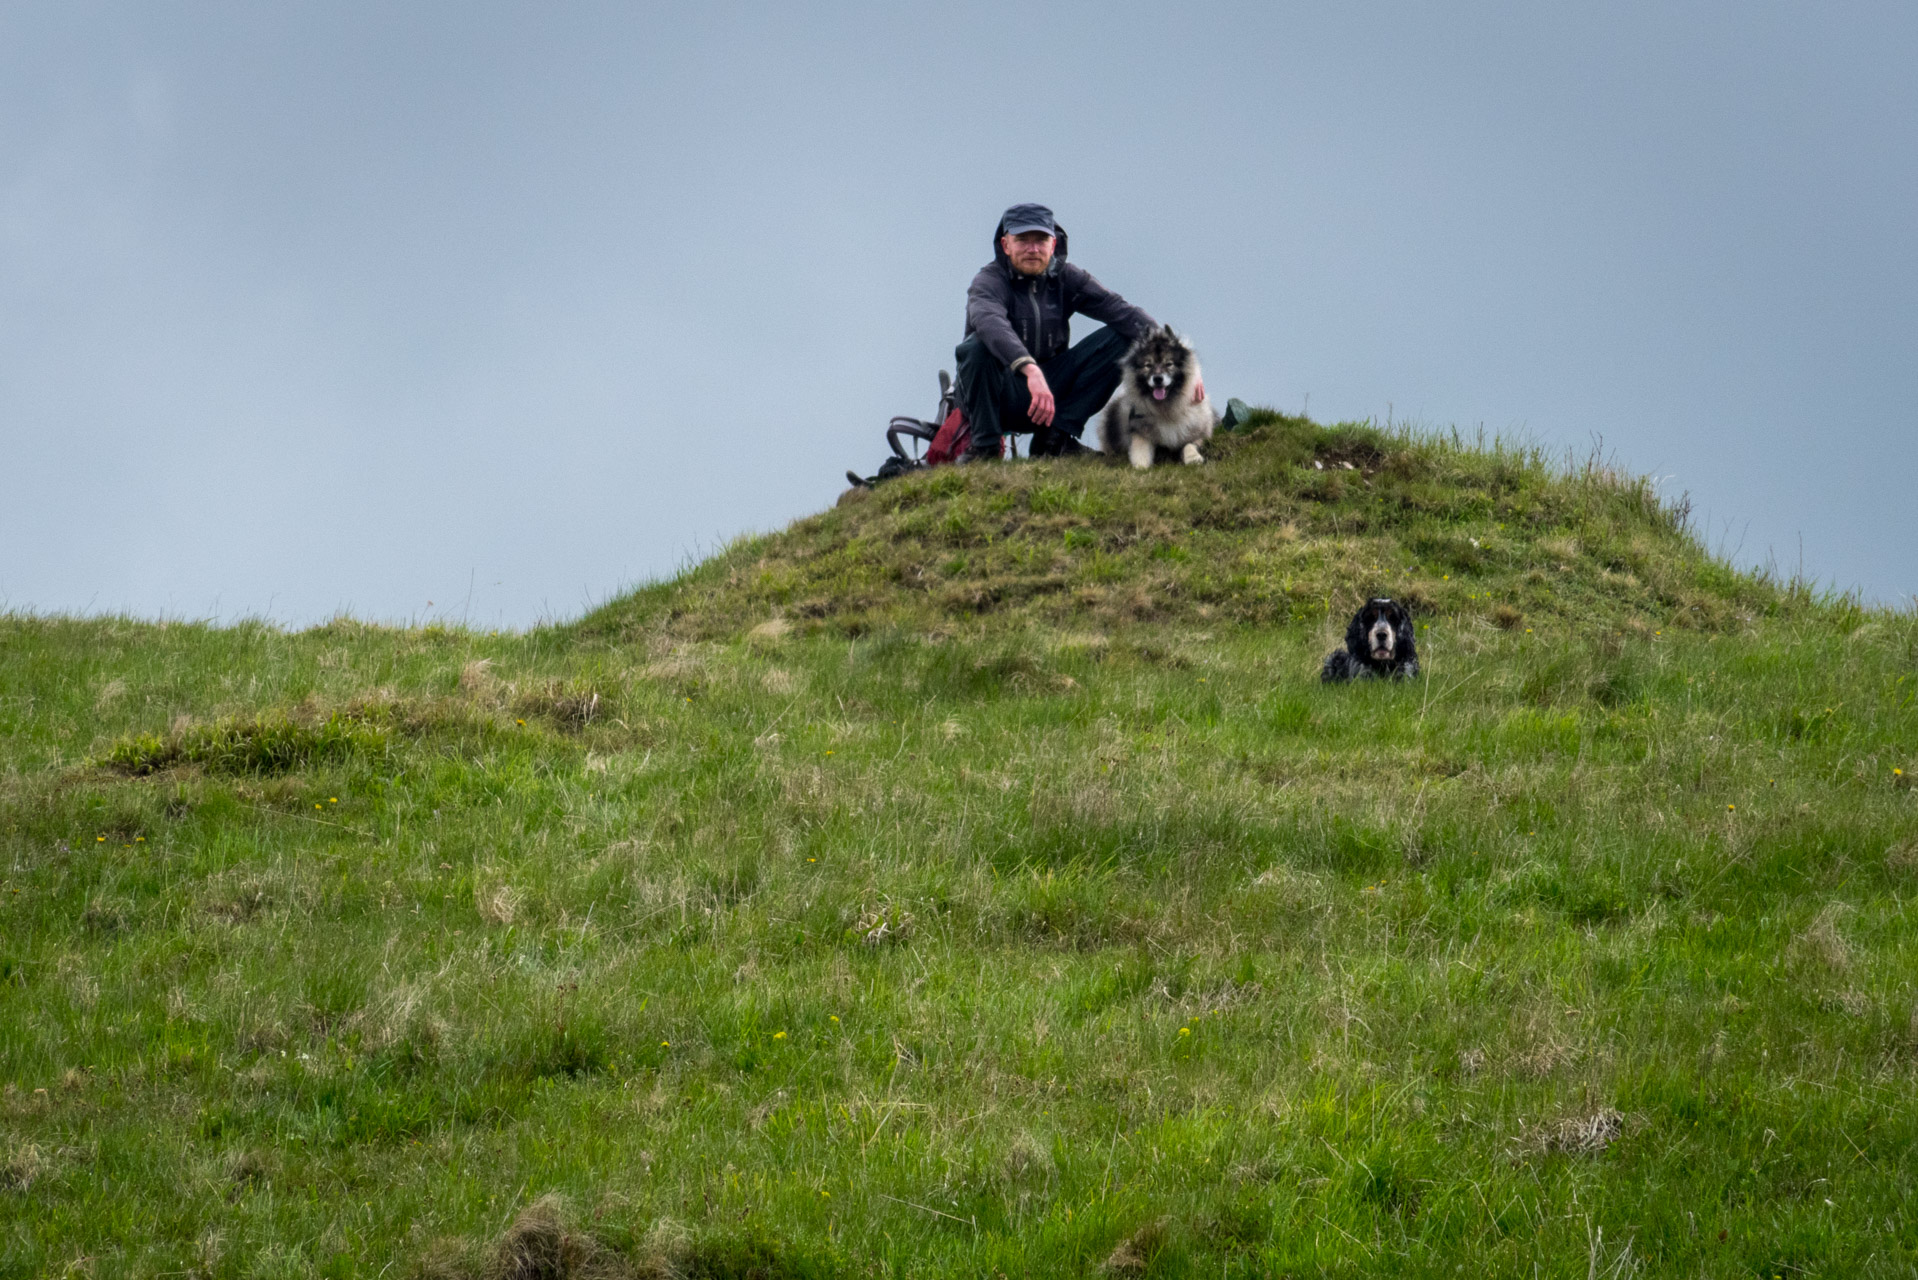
xmin=3 ymin=414 xmax=1915 ymax=1278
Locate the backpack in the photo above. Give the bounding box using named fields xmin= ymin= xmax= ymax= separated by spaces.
xmin=845 ymin=371 xmax=1007 ymax=490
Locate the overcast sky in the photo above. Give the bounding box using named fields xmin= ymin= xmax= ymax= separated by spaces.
xmin=3 ymin=2 xmax=1913 ymax=627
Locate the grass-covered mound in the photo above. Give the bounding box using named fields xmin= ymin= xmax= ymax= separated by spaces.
xmin=2 ymin=416 xmax=1915 ymax=1278
xmin=578 ymin=413 xmax=1779 ymax=641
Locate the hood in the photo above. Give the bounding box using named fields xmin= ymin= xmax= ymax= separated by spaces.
xmin=992 ymin=213 xmax=1069 ymax=277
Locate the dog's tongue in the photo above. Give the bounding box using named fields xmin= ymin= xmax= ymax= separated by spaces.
xmin=1152 ymin=387 xmax=1167 ymax=401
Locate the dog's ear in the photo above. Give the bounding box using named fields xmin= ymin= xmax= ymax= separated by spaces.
xmin=1345 ymin=605 xmax=1367 ymax=654
xmin=1395 ymin=606 xmax=1417 ymax=658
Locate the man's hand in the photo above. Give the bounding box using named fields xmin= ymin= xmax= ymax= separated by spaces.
xmin=1193 ymin=377 xmax=1205 ymax=404
xmin=1024 ymin=364 xmax=1055 ymax=426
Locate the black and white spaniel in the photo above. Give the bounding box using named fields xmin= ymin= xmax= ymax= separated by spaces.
xmin=1322 ymin=598 xmax=1420 ymax=682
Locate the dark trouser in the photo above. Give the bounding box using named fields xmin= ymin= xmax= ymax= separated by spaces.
xmin=954 ymin=326 xmax=1130 ymax=455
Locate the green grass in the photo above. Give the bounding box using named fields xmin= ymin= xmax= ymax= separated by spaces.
xmin=3 ymin=416 xmax=1916 ymax=1277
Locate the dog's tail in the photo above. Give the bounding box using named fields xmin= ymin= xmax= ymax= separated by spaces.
xmin=1097 ymin=400 xmax=1126 ymax=457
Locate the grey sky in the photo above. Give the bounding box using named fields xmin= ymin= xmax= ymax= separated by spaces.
xmin=4 ymin=2 xmax=1913 ymax=627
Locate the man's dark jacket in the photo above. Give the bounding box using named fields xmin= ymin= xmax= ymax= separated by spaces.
xmin=964 ymin=213 xmax=1155 ymax=374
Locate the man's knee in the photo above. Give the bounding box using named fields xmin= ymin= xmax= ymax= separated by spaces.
xmin=955 ymin=335 xmax=997 ymax=381
xmin=956 ymin=337 xmax=1012 ymax=404
xmin=1076 ymin=325 xmax=1134 ymax=362
xmin=1052 ymin=326 xmax=1132 ymax=394
xmin=1055 ymin=327 xmax=1130 ymax=394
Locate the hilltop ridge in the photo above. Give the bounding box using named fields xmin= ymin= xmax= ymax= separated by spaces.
xmin=577 ymin=411 xmax=1793 ymax=646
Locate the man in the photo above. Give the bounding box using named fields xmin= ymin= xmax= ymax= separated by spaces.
xmin=955 ymin=203 xmax=1199 ymax=461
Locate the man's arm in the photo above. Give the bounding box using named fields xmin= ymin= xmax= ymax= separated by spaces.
xmin=965 ymin=268 xmax=1035 ymax=372
xmin=1063 ymin=265 xmax=1154 ymax=344
xmin=1066 ymin=265 xmax=1204 ymax=402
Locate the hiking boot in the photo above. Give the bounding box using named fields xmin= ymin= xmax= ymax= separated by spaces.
xmin=957 ymin=437 xmax=1003 ymax=464
xmin=1030 ymin=430 xmax=1090 ymax=458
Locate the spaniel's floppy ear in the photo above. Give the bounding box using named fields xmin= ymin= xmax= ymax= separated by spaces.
xmin=1393 ymin=605 xmax=1418 ymax=658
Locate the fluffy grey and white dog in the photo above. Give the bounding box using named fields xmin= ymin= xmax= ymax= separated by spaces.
xmin=1098 ymin=325 xmax=1218 ymax=469
xmin=1322 ymin=598 xmax=1420 ymax=682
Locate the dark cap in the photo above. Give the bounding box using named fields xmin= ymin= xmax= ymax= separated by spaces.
xmin=1001 ymin=203 xmax=1056 ymax=237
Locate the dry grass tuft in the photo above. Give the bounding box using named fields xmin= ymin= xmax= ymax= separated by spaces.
xmin=451 ymin=1200 xmax=793 ymax=1280
xmin=1887 ymin=840 xmax=1918 ymax=876
xmin=1534 ymin=1107 xmax=1627 ymax=1156
xmin=412 ymin=1236 xmax=483 ymax=1280
xmin=1000 ymin=1131 xmax=1055 ymax=1188
xmin=476 ymin=882 xmax=523 ymax=927
xmin=552 ymin=690 xmax=601 ymax=730
xmin=2 ymin=1141 xmax=47 ymax=1192
xmin=354 ymin=982 xmax=445 ymax=1059
xmin=514 ymin=683 xmax=602 ymax=732
xmin=1512 ymin=1002 xmax=1582 ymax=1078
xmin=746 ymin=1090 xmax=788 ymax=1130
xmin=229 ymin=1148 xmax=273 ymax=1188
xmin=201 ymin=870 xmax=282 ymax=924
xmin=1824 ymin=990 xmax=1872 ymax=1018
xmin=1794 ymin=903 xmax=1853 ymax=972
xmin=80 ymin=897 xmax=127 ymax=935
xmin=631 ymin=1219 xmax=696 ymax=1280
xmin=851 ymin=903 xmax=916 ymax=947
xmin=1101 ymin=1218 xmax=1169 ymax=1274
xmin=487 ymin=1195 xmax=630 ymax=1280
